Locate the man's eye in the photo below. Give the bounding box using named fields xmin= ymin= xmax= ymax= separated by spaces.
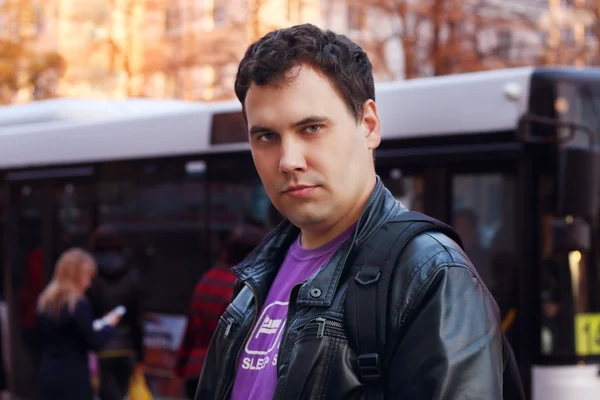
xmin=305 ymin=125 xmax=322 ymax=133
xmin=258 ymin=133 xmax=275 ymax=142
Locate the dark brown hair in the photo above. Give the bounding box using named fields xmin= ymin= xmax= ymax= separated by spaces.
xmin=234 ymin=24 xmax=375 ymax=121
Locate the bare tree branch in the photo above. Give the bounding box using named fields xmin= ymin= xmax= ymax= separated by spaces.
xmin=348 ymin=0 xmax=546 ymax=79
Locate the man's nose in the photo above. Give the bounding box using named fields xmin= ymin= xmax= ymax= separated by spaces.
xmin=279 ymin=137 xmax=307 ymax=173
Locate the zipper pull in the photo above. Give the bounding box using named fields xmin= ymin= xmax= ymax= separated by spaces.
xmin=224 ymin=319 xmax=233 ymax=338
xmin=316 ymin=317 xmax=326 ymax=338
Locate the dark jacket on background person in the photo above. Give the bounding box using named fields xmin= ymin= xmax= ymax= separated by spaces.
xmin=196 ymin=177 xmax=510 ymax=400
xmin=37 ymin=299 xmax=114 ymax=400
xmin=87 ymin=248 xmax=144 ymax=362
xmin=87 ymin=226 xmax=144 ymax=400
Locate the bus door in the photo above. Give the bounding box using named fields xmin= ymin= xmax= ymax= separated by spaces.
xmin=3 ymin=166 xmax=96 ymax=399
xmin=449 ymin=162 xmax=518 ymax=310
xmin=529 ymin=137 xmax=600 ymax=400
xmin=376 ymin=140 xmax=532 ymax=392
xmin=441 ymin=140 xmax=547 ymax=399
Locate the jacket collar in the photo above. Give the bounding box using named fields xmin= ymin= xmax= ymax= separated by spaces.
xmin=232 ymin=176 xmax=406 ymax=305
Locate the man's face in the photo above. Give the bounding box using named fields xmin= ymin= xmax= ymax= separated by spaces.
xmin=245 ymin=66 xmax=381 ymax=232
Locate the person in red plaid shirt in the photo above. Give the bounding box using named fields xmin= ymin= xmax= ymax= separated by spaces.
xmin=175 ymin=224 xmax=267 ymax=399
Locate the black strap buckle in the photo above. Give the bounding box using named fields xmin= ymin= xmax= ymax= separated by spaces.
xmin=355 ymin=265 xmax=381 ymax=286
xmin=357 ymin=353 xmax=381 ymax=382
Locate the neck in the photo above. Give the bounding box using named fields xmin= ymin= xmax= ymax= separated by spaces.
xmin=300 ymin=175 xmax=376 ymax=249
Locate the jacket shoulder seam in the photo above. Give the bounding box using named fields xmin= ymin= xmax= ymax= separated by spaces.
xmin=395 ymin=262 xmax=475 ymax=328
xmin=422 ymin=232 xmax=457 ymax=262
xmin=388 ymin=246 xmax=448 ymax=323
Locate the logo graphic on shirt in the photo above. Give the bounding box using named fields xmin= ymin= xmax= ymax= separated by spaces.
xmin=256 ymin=315 xmax=283 ymax=337
xmin=245 ymin=301 xmax=288 ymax=355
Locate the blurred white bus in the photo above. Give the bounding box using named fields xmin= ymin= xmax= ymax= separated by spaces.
xmin=1 ymin=66 xmax=600 ymax=400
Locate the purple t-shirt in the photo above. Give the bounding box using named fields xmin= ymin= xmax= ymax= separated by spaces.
xmin=230 ymin=226 xmax=355 ymax=400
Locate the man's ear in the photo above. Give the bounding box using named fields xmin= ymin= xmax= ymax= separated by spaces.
xmin=362 ymin=99 xmax=381 ymax=150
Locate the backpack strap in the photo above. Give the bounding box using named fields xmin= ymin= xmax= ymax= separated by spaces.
xmin=345 ymin=211 xmax=462 ymax=384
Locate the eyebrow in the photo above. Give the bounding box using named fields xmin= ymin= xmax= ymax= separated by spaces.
xmin=292 ymin=115 xmax=329 ymax=127
xmin=249 ymin=115 xmax=329 ymax=136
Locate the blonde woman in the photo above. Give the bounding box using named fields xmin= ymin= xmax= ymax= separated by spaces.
xmin=36 ymin=248 xmax=122 ymax=400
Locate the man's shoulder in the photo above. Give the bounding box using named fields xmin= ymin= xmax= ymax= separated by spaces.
xmin=382 ymin=225 xmax=498 ymax=326
xmin=401 ymin=229 xmax=471 ymax=267
xmin=376 ymin=206 xmax=467 ymax=265
xmin=386 ymin=224 xmax=480 ymax=291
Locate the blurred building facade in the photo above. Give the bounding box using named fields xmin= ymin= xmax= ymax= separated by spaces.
xmin=540 ymin=0 xmax=598 ymax=65
xmin=2 ymin=0 xmax=324 ymax=101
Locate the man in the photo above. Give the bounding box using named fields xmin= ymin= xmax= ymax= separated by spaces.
xmin=196 ymin=24 xmax=518 ymax=399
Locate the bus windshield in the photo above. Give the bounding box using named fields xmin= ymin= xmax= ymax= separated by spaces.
xmin=556 ymin=81 xmax=600 ymax=148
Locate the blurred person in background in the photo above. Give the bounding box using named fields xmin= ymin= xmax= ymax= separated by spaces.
xmin=37 ymin=248 xmax=121 ymax=400
xmin=87 ymin=225 xmax=145 ymax=400
xmin=453 ymin=209 xmax=494 ymax=290
xmin=175 ymin=224 xmax=267 ymax=399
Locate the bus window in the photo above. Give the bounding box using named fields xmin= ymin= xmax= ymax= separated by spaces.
xmin=97 ymin=160 xmax=210 ymax=315
xmin=378 ymin=168 xmax=424 ymax=212
xmin=555 ymin=82 xmax=600 ymax=149
xmin=451 ymin=173 xmax=518 ymax=335
xmin=207 ymin=156 xmax=271 ymax=265
xmin=12 ymin=183 xmax=44 ymax=398
xmin=54 ymin=182 xmax=94 ymax=261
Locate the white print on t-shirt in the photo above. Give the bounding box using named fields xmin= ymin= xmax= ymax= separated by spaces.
xmin=256 ymin=315 xmax=283 ymax=337
xmin=244 ymin=301 xmax=288 ymax=358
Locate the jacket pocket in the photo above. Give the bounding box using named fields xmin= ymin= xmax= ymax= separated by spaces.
xmin=276 ymin=315 xmax=354 ymax=400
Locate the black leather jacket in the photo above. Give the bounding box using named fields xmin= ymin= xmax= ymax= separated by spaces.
xmin=196 ymin=178 xmax=503 ymax=399
xmin=87 ymin=250 xmax=144 ymax=362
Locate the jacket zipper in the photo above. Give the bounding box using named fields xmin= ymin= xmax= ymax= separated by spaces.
xmin=272 ymin=282 xmax=304 ymax=400
xmin=313 ymin=317 xmax=344 ymax=338
xmin=276 ymin=282 xmax=304 ymax=360
xmin=221 ymin=283 xmax=259 ymax=400
xmin=223 ymin=318 xmax=234 ymax=338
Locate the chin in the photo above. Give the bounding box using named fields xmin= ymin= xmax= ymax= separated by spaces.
xmin=279 ymin=199 xmax=337 ymax=226
xmin=287 ymin=212 xmax=331 ymax=230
